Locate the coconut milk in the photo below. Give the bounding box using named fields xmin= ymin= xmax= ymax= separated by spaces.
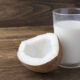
xmin=54 ymin=20 xmax=80 ymax=65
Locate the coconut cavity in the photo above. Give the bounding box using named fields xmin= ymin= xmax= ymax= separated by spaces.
xmin=23 ymin=39 xmax=52 ymax=58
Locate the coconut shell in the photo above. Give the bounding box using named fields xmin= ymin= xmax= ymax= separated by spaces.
xmin=22 ymin=39 xmax=62 ymax=73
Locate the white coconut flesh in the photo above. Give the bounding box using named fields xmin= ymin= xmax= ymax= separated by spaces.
xmin=17 ymin=33 xmax=59 ymax=66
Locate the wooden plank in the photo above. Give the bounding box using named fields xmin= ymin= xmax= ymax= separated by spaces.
xmin=0 ymin=0 xmax=79 ymax=27
xmin=0 ymin=26 xmax=53 ymax=39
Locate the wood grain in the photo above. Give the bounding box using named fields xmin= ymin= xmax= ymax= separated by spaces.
xmin=0 ymin=26 xmax=80 ymax=80
xmin=0 ymin=0 xmax=79 ymax=27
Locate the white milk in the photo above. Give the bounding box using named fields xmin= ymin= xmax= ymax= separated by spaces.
xmin=54 ymin=20 xmax=80 ymax=64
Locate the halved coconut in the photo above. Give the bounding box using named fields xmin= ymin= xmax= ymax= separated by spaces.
xmin=17 ymin=33 xmax=62 ymax=73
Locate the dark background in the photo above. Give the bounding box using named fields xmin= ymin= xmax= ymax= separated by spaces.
xmin=0 ymin=0 xmax=79 ymax=27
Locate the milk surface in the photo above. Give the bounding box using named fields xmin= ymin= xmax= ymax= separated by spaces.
xmin=54 ymin=20 xmax=80 ymax=64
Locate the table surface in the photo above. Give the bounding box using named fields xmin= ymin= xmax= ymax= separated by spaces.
xmin=0 ymin=25 xmax=80 ymax=80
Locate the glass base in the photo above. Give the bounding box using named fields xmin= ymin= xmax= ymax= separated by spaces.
xmin=59 ymin=63 xmax=80 ymax=69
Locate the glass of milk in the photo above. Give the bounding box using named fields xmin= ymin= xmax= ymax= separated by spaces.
xmin=53 ymin=8 xmax=80 ymax=68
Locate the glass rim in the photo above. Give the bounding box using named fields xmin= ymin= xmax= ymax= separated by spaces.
xmin=52 ymin=8 xmax=80 ymax=15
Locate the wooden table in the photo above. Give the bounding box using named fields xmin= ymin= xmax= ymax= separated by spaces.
xmin=0 ymin=25 xmax=80 ymax=80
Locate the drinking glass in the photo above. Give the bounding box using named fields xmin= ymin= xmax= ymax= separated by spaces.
xmin=53 ymin=8 xmax=80 ymax=68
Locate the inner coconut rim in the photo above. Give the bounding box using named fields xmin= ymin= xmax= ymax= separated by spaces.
xmin=18 ymin=33 xmax=59 ymax=65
